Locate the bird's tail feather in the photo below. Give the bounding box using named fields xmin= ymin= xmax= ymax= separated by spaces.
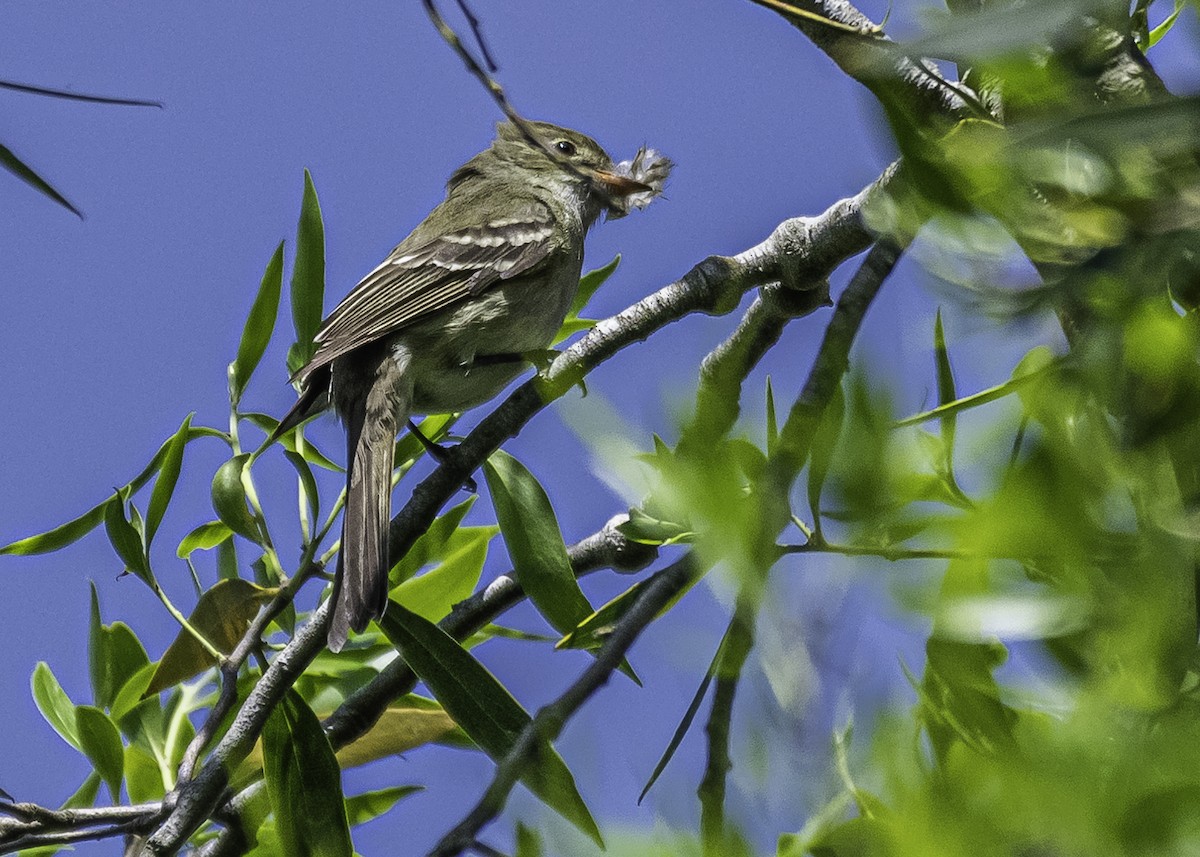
xmin=267 ymin=364 xmax=331 ymax=445
xmin=328 ymin=370 xmax=405 ymax=651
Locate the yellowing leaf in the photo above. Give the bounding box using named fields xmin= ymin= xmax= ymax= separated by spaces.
xmin=143 ymin=579 xmax=273 ymax=697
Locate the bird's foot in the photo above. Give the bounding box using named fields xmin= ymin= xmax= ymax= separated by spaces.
xmin=407 ymin=420 xmax=478 ymax=494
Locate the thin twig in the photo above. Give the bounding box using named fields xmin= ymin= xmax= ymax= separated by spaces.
xmin=0 ymin=78 xmax=162 ymax=107
xmin=698 ymin=597 xmax=756 ymax=857
xmin=452 ymin=0 xmax=498 ymax=71
xmin=427 ymin=556 xmax=700 ymax=857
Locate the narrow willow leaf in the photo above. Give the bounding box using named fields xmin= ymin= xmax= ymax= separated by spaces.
xmin=283 ymin=450 xmax=321 ymax=533
xmin=571 ymin=254 xmax=620 ymax=316
xmin=211 ymin=454 xmax=260 ymax=541
xmin=334 ymin=700 xmax=460 ymax=769
xmin=75 ymin=705 xmax=124 ymax=801
xmin=289 ymin=170 xmax=326 ymax=373
xmin=217 ymin=536 xmax=240 ymax=581
xmin=1148 ymin=0 xmax=1186 ymax=48
xmin=88 ymin=584 xmax=150 ymax=710
xmin=64 ymin=771 xmax=102 ymax=810
xmin=146 ymin=414 xmax=193 ymax=546
xmin=344 ymin=785 xmax=423 ymax=828
xmin=263 ymin=690 xmax=352 ymax=857
xmin=244 ymin=413 xmax=344 ymax=472
xmin=109 ymin=662 xmax=156 ymax=723
xmin=559 ymin=569 xmax=699 ymax=654
xmin=484 ymin=451 xmax=593 ymax=635
xmin=0 ymin=426 xmax=224 ymax=556
xmin=393 ymin=527 xmax=492 ymax=622
xmin=231 ymin=242 xmax=285 ymax=405
xmin=143 ymin=579 xmax=274 ymax=697
xmin=638 ymin=625 xmax=730 ymax=803
xmin=124 ymin=743 xmax=166 ymax=803
xmin=390 ymin=496 xmax=478 ymax=585
xmin=766 ymin=376 xmax=779 ymax=458
xmin=0 ymin=142 xmax=81 ymax=217
xmin=104 ymin=492 xmax=152 ymax=584
xmin=894 ymin=355 xmax=1055 ymax=428
xmin=177 ymin=521 xmax=233 ymax=559
xmin=807 ymin=382 xmax=846 ymax=541
xmin=933 ymin=310 xmax=958 ymax=460
xmin=31 ymin=662 xmax=80 ymax=749
xmin=515 ymin=823 xmax=543 ymax=857
xmin=377 ymin=604 xmax=602 ymax=845
xmin=554 ymin=255 xmax=619 ymax=345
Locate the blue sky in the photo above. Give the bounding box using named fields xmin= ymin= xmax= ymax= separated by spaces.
xmin=2 ymin=2 xmax=1198 ymax=854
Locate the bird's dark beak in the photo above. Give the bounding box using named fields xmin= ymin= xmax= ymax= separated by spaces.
xmin=590 ymin=169 xmax=652 ymax=198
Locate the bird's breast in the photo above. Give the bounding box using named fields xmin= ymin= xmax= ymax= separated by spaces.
xmin=396 ymin=253 xmax=582 ymax=414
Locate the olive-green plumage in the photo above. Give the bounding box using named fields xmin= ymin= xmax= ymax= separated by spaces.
xmin=277 ymin=121 xmax=651 ymax=650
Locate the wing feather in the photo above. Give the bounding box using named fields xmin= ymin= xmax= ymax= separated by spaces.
xmin=296 ymin=198 xmax=557 ymax=381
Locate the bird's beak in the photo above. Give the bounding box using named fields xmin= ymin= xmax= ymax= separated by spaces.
xmin=590 ymin=169 xmax=653 ymax=198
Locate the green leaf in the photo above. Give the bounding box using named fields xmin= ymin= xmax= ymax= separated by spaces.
xmin=332 ymin=699 xmax=462 ymax=769
xmin=766 ymin=376 xmax=779 ymax=458
xmin=637 ymin=626 xmax=729 ymax=803
xmin=231 ymin=242 xmax=285 ymax=405
xmin=146 ymin=414 xmax=193 ymax=546
xmin=933 ymin=309 xmax=957 ymax=457
xmin=63 ymin=771 xmax=102 ymax=810
xmin=894 ymin=353 xmax=1055 ymax=428
xmin=109 ymin=662 xmax=157 ymax=723
xmin=217 ymin=536 xmax=240 ymax=581
xmin=124 ymin=743 xmax=166 ymax=803
xmin=144 ymin=579 xmax=274 ymax=697
xmin=288 ymin=170 xmax=327 ymax=374
xmin=390 ymin=496 xmax=478 ymax=585
xmin=177 ymin=521 xmax=234 ymax=559
xmin=31 ymin=662 xmax=80 ymax=749
xmin=515 ymin=822 xmax=543 ymax=857
xmin=1147 ymin=0 xmax=1186 ymax=48
xmin=484 ymin=451 xmax=594 ymax=635
xmin=558 ymin=571 xmax=697 ymax=656
xmin=554 ymin=255 xmax=620 ymax=345
xmin=263 ymin=690 xmax=352 ymax=857
xmin=344 ymin=785 xmax=423 ymax=828
xmin=244 ymin=413 xmax=344 ymax=472
xmin=75 ymin=705 xmax=124 ymax=801
xmin=284 ymin=450 xmax=321 ymax=534
xmin=393 ymin=527 xmax=493 ymax=622
xmin=0 ymin=425 xmax=223 ymax=556
xmin=103 ymin=492 xmax=152 ymax=584
xmin=377 ymin=604 xmax=602 ymax=846
xmin=807 ymin=381 xmax=845 ymax=542
xmin=571 ymin=254 xmax=620 ymax=316
xmin=211 ymin=454 xmax=260 ymax=541
xmin=0 ymin=142 xmax=81 ymax=217
xmin=88 ymin=584 xmax=150 ymax=710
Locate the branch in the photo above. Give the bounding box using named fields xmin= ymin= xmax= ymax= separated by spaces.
xmin=0 ymin=801 xmax=166 ymax=855
xmin=323 ymin=514 xmax=656 ymax=747
xmin=698 ymin=597 xmax=757 ymax=856
xmin=747 ymin=0 xmax=974 ymax=124
xmin=427 ymin=555 xmax=701 ymax=857
xmin=176 ymin=561 xmax=322 ymax=783
xmin=760 ymin=238 xmax=907 ymax=539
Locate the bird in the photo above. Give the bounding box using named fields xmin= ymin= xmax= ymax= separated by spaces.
xmin=274 ymin=120 xmax=660 ymax=650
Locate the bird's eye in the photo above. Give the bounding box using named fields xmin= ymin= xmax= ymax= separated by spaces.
xmin=554 ymin=140 xmax=577 ymax=156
